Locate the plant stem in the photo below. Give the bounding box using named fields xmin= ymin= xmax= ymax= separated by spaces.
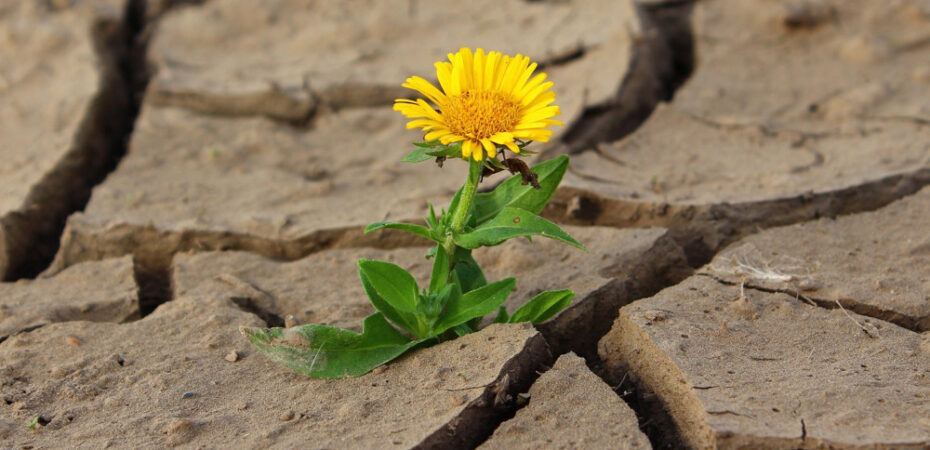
xmin=442 ymin=159 xmax=482 ymax=262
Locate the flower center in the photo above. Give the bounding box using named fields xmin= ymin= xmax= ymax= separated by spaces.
xmin=441 ymin=90 xmax=522 ymax=140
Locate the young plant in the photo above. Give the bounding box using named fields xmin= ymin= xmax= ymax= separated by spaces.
xmin=243 ymin=48 xmax=583 ymax=378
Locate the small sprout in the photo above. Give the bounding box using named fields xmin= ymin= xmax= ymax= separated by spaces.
xmin=26 ymin=416 xmax=39 ymax=430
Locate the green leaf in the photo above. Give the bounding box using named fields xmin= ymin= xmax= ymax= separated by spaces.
xmin=453 ymin=323 xmax=474 ymax=337
xmin=358 ymin=259 xmax=426 ymax=337
xmin=243 ymin=313 xmax=423 ymax=378
xmin=426 ymin=203 xmax=439 ymax=230
xmin=452 ymin=247 xmax=487 ymax=293
xmin=454 ymin=207 xmax=585 ymax=250
xmin=442 ymin=186 xmax=465 ymax=230
xmin=508 ymin=289 xmax=574 ymax=324
xmin=432 ymin=278 xmax=515 ymax=335
xmin=403 ymin=142 xmax=463 ymax=162
xmin=492 ymin=306 xmax=509 ymax=324
xmin=426 ymin=143 xmax=462 ymax=158
xmin=472 ymin=155 xmax=569 ymax=225
xmin=402 ymin=146 xmax=434 ymax=162
xmin=429 ymin=245 xmax=450 ymax=293
xmin=413 ymin=140 xmax=443 ymax=148
xmin=365 ymin=222 xmax=435 ymax=242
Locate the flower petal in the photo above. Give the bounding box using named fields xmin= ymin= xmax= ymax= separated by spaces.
xmin=522 ymin=105 xmax=560 ymax=124
xmin=512 ymin=61 xmax=539 ymax=94
xmin=480 ymin=138 xmax=497 ymax=159
xmin=402 ymin=76 xmax=446 ymax=105
xmin=458 ymin=48 xmax=475 ymax=90
xmin=462 ymin=139 xmax=478 ymax=159
xmin=441 ymin=134 xmax=465 ymax=145
xmin=425 ymin=129 xmax=452 ymax=141
xmin=473 ymin=48 xmax=486 ymax=91
xmin=489 ymin=131 xmax=514 ymax=144
xmin=434 ymin=62 xmax=455 ymax=96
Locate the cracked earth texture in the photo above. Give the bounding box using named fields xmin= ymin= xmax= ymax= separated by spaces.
xmin=1 ymin=0 xmax=929 ymax=448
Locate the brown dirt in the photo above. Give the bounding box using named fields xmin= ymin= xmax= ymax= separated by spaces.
xmin=3 ymin=0 xmax=930 ymax=448
xmin=0 ymin=256 xmax=137 ymax=342
xmin=0 ymin=295 xmax=550 ymax=448
xmin=599 ymin=275 xmax=930 ymax=448
xmin=480 ymin=352 xmax=650 ymax=449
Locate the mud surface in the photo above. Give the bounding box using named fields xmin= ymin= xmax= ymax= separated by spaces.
xmin=3 ymin=0 xmax=930 ymax=448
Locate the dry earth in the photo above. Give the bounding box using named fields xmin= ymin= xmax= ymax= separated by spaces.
xmin=1 ymin=0 xmax=929 ymax=448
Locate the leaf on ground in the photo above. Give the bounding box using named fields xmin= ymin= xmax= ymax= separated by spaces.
xmin=243 ymin=313 xmax=423 ymax=378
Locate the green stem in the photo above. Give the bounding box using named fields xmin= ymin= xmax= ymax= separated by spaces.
xmin=442 ymin=159 xmax=482 ymax=264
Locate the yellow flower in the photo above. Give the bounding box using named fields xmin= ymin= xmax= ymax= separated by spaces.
xmin=394 ymin=48 xmax=563 ymax=162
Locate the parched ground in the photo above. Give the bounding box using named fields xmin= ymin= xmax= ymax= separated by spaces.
xmin=1 ymin=0 xmax=929 ymax=448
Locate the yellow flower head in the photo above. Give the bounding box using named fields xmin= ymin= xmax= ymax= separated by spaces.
xmin=394 ymin=48 xmax=562 ymax=162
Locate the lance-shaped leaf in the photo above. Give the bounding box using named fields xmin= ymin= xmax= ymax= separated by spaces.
xmin=432 ymin=278 xmax=515 ymax=335
xmin=429 ymin=245 xmax=451 ymax=293
xmin=508 ymin=289 xmax=574 ymax=324
xmin=472 ymin=155 xmax=569 ymax=224
xmin=403 ymin=142 xmax=463 ymax=162
xmin=402 ymin=146 xmax=435 ymax=162
xmin=242 ymin=313 xmax=423 ymax=378
xmin=452 ymin=247 xmax=487 ymax=293
xmin=358 ymin=259 xmax=427 ymax=338
xmin=454 ymin=207 xmax=585 ymax=250
xmin=364 ymin=222 xmax=435 ymax=242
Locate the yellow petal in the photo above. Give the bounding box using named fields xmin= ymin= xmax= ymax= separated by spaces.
xmin=393 ymin=102 xmax=432 ymax=119
xmin=440 ymin=134 xmax=465 ymax=145
xmin=481 ymin=139 xmax=497 ymax=159
xmin=489 ymin=132 xmax=514 ymax=144
xmin=505 ymin=141 xmax=521 ymax=153
xmin=415 ymin=99 xmax=443 ymax=122
xmin=512 ymin=62 xmax=538 ymax=94
xmin=524 ymin=91 xmax=556 ymax=110
xmin=406 ymin=119 xmax=442 ymax=130
xmin=522 ymin=105 xmax=560 ymax=124
xmin=458 ymin=48 xmax=475 ymax=90
xmin=425 ymin=129 xmax=452 ymax=141
xmin=435 ymin=62 xmax=456 ymax=96
xmin=473 ymin=48 xmax=486 ymax=90
xmin=402 ymin=76 xmax=446 ymax=105
xmin=484 ymin=51 xmax=501 ymax=91
xmin=499 ymin=54 xmax=527 ymax=93
xmin=517 ymin=74 xmax=549 ymax=102
xmin=521 ymin=81 xmax=555 ymax=107
xmin=462 ymin=139 xmax=478 ymax=159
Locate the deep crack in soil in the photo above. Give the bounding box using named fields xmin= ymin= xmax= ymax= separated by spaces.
xmin=0 ymin=0 xmax=148 ymax=280
xmin=559 ymin=0 xmax=696 ymax=154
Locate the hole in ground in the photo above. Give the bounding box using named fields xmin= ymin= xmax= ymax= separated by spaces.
xmin=561 ymin=0 xmax=696 ymax=153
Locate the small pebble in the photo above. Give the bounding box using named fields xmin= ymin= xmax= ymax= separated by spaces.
xmin=182 ymin=392 xmax=196 ymax=399
xmin=284 ymin=315 xmax=299 ymax=328
xmin=279 ymin=410 xmax=295 ymax=422
xmin=66 ymin=337 xmax=80 ymax=346
xmin=224 ymin=351 xmax=240 ymax=362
